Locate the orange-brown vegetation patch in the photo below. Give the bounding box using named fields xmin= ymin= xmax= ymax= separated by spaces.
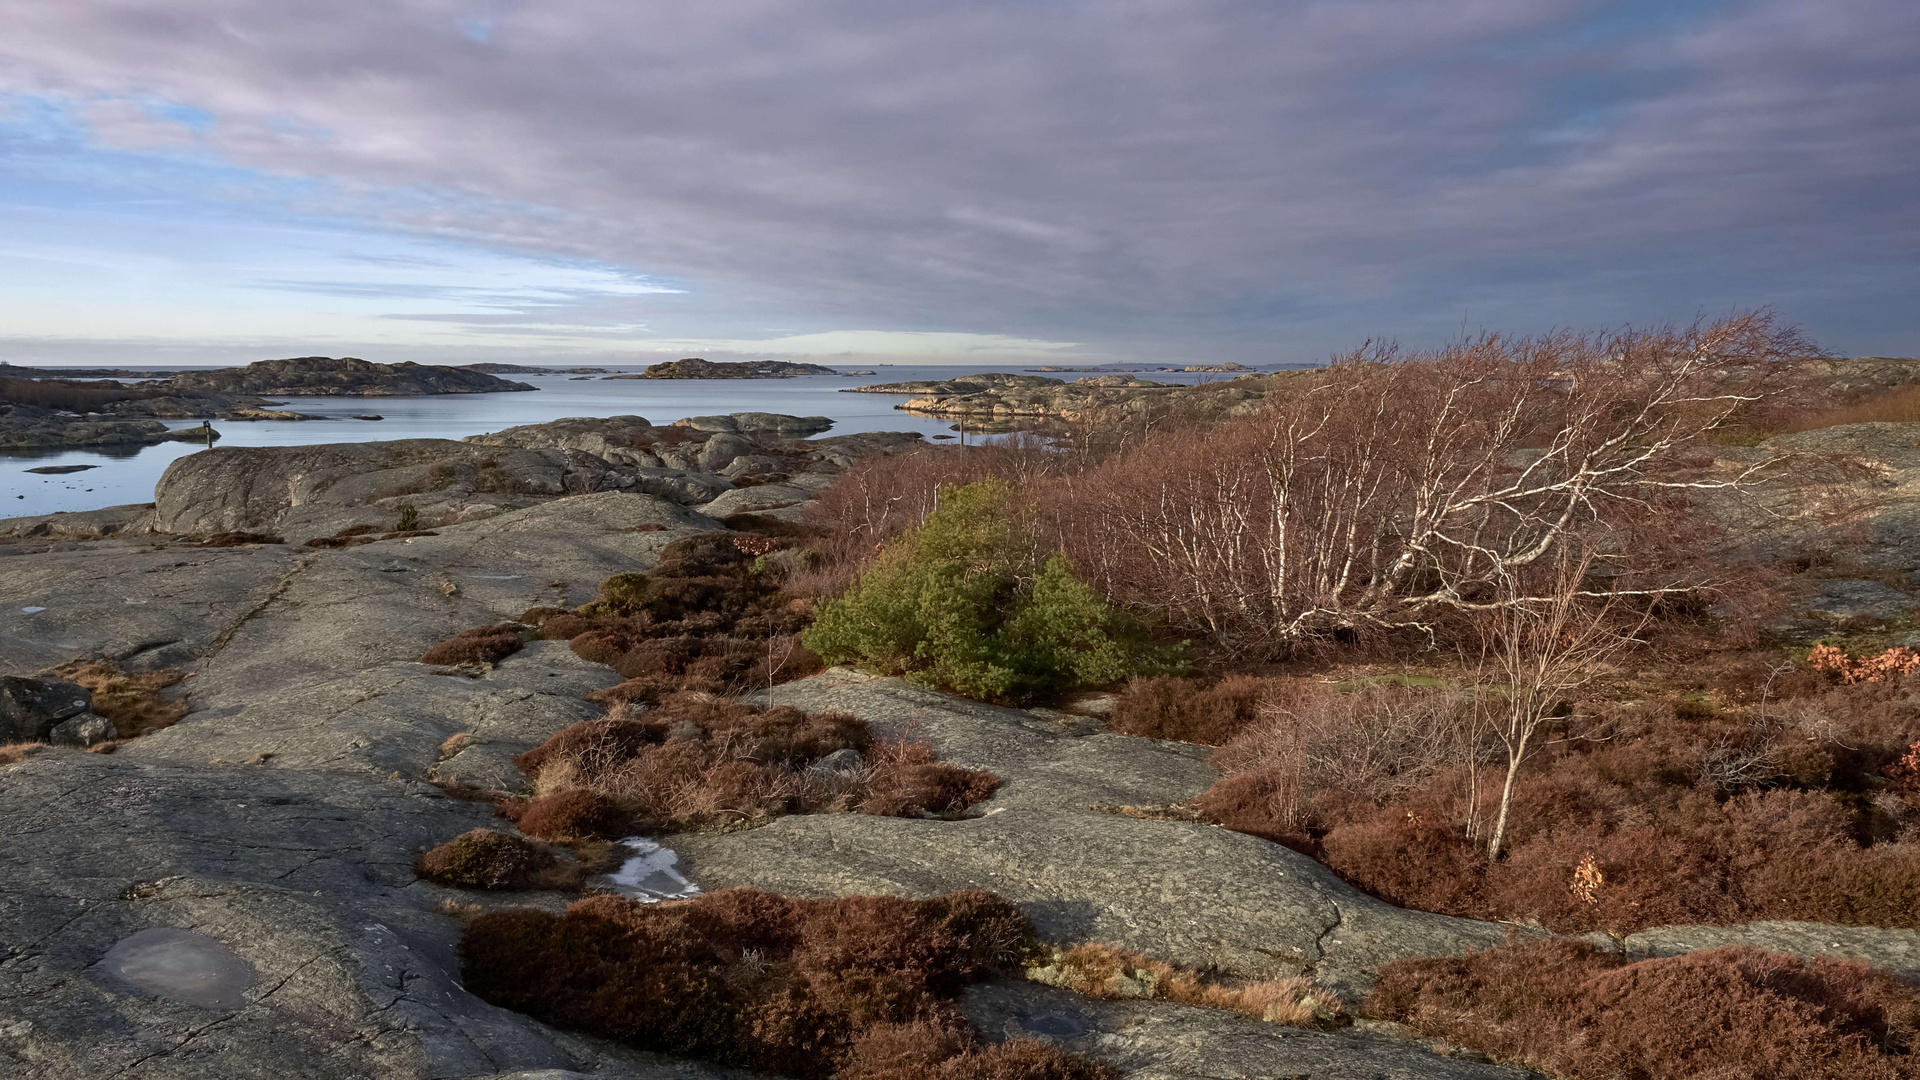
xmin=1027 ymin=943 xmax=1343 ymax=1029
xmin=502 ymin=693 xmax=998 ymax=839
xmin=419 ymin=624 xmax=525 ymax=666
xmin=459 ymin=888 xmax=1109 ymax=1080
xmin=1189 ymin=672 xmax=1920 ymax=934
xmin=1367 ymin=939 xmax=1920 ymax=1080
xmin=48 ymin=660 xmax=189 ymax=739
xmin=1810 ymin=644 xmax=1920 ymax=684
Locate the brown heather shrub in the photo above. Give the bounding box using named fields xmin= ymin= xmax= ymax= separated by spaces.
xmin=507 ymin=694 xmax=998 ymax=837
xmin=505 ymin=788 xmax=628 ymax=841
xmin=542 ymin=541 xmax=823 ymax=704
xmin=459 ymin=888 xmax=1104 ymax=1080
xmin=1027 ymin=943 xmax=1343 ymax=1029
xmin=48 ymin=661 xmax=188 ymax=739
xmin=420 ymin=624 xmax=525 ymax=666
xmin=1198 ymin=675 xmax=1920 ymax=934
xmin=414 ymin=828 xmax=579 ymax=890
xmin=534 ymin=613 xmax=595 ymax=640
xmin=858 ymin=739 xmax=1003 ymax=818
xmin=1109 ymin=675 xmax=1269 ymax=744
xmin=1366 ymin=939 xmax=1920 ymax=1080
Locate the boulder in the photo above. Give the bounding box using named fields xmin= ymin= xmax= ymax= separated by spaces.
xmin=696 ymin=484 xmax=813 ymax=519
xmin=49 ymin=712 xmax=116 ymax=747
xmin=0 ymin=676 xmax=92 ymax=743
xmin=695 ymin=432 xmax=755 ymax=472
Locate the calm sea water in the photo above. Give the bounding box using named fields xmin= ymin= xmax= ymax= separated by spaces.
xmin=3 ymin=365 xmax=1271 ymax=518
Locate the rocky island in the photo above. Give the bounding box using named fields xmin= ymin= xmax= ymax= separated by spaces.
xmin=614 ymin=357 xmax=839 ymax=379
xmin=846 ymin=369 xmax=1290 ymax=425
xmin=171 ymin=356 xmax=537 ymax=396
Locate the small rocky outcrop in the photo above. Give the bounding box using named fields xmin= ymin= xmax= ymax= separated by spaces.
xmin=0 ymin=403 xmax=223 ymax=450
xmin=151 ymin=440 xmax=637 ymax=538
xmin=142 ymin=415 xmax=924 ymax=542
xmin=844 ymin=372 xmax=1067 ymax=395
xmin=170 ymin=357 xmax=536 ymax=396
xmin=618 ymin=357 xmax=838 ymax=379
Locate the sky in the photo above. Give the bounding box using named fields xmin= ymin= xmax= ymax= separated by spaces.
xmin=0 ymin=0 xmax=1914 ymax=368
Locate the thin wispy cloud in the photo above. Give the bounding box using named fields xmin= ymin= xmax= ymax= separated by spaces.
xmin=0 ymin=0 xmax=1913 ymax=363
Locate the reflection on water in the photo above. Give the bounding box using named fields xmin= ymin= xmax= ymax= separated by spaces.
xmin=1 ymin=366 xmax=1269 ymax=518
xmin=604 ymin=837 xmax=702 ymax=903
xmin=99 ymin=927 xmax=257 ymax=1009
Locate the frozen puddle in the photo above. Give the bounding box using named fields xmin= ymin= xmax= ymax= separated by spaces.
xmin=100 ymin=928 xmax=255 ymax=1009
xmin=604 ymin=837 xmax=702 ymax=903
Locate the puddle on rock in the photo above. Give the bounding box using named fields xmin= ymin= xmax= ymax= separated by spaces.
xmin=603 ymin=837 xmax=702 ymax=903
xmin=1016 ymin=1008 xmax=1093 ymax=1040
xmin=100 ymin=928 xmax=256 ymax=1009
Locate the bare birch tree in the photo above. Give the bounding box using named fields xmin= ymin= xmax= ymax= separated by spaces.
xmin=1470 ymin=546 xmax=1649 ymax=859
xmin=1056 ymin=312 xmax=1813 ymax=656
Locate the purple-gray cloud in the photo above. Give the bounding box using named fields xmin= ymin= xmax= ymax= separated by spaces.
xmin=0 ymin=0 xmax=1914 ymax=360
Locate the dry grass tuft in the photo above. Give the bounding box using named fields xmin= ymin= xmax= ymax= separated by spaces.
xmin=1027 ymin=943 xmax=1344 ymax=1029
xmin=0 ymin=743 xmax=46 ymax=765
xmin=460 ymin=887 xmax=1107 ymax=1080
xmin=47 ymin=660 xmax=189 ymax=739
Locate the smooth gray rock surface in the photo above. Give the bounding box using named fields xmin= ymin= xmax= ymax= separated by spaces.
xmin=962 ymin=980 xmax=1533 ymax=1080
xmin=683 ymin=669 xmax=1516 ymax=996
xmin=1620 ymin=921 xmax=1920 ymax=982
xmin=0 ymin=491 xmax=727 ymax=1079
xmin=0 ymin=502 xmax=158 ymax=541
xmin=152 ymin=441 xmax=641 ymax=538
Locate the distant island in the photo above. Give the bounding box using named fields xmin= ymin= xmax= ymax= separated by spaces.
xmin=611 ymin=357 xmax=838 ymax=380
xmin=461 ymin=363 xmax=611 ymax=375
xmin=0 ymin=362 xmax=176 ymax=380
xmin=172 ymin=356 xmax=536 ymax=396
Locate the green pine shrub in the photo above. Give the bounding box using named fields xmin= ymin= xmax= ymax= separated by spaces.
xmin=803 ymin=479 xmax=1180 ymax=704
